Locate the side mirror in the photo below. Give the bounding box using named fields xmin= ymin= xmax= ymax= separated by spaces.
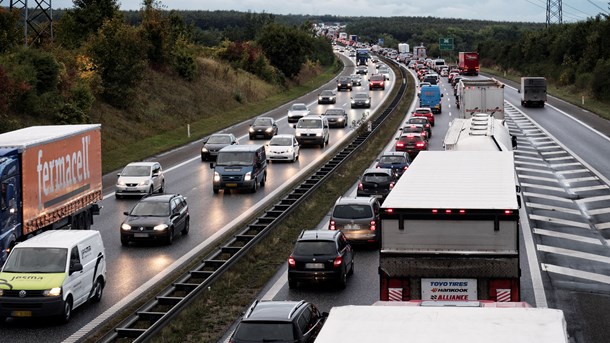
xmin=293 ymin=124 xmax=297 ymax=129
xmin=517 ymin=89 xmax=521 ymax=93
xmin=441 ymin=94 xmax=444 ymax=97
xmin=69 ymin=262 xmax=83 ymax=275
xmin=123 ymin=211 xmax=129 ymax=215
xmin=209 ymin=162 xmax=215 ymax=169
xmin=117 ymin=172 xmax=121 ymax=177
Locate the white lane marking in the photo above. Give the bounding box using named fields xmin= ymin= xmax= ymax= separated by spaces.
xmin=547 ymin=156 xmax=574 ymax=161
xmin=576 ymin=195 xmax=610 ymax=203
xmin=536 ymin=145 xmax=562 ymax=150
xmin=571 ymin=185 xmax=609 ymax=192
xmin=541 ymin=263 xmax=610 ymax=285
xmin=588 ymin=208 xmax=610 ymax=215
xmin=564 ymin=176 xmax=599 ymax=183
xmin=526 ymin=202 xmax=581 ymax=215
xmin=262 ymin=268 xmax=288 ymax=301
xmin=557 ymin=169 xmax=589 ymax=175
xmin=540 ymin=151 xmax=565 ymax=155
xmin=529 ymin=214 xmax=591 ymax=229
xmin=518 ymin=175 xmax=560 ymax=183
xmin=550 ymin=162 xmax=581 ymax=168
xmin=597 ymin=222 xmax=610 ymax=230
xmin=514 ymin=155 xmax=544 ymax=162
xmin=514 ymin=161 xmax=548 ymax=168
xmin=520 ymin=183 xmax=566 ymax=193
xmin=538 ymin=245 xmax=610 ymax=264
xmin=533 ymin=228 xmax=602 ymax=245
xmin=522 ymin=191 xmax=574 ymax=203
xmin=515 ymin=150 xmax=541 ymax=156
xmin=520 ymin=203 xmax=548 ymax=307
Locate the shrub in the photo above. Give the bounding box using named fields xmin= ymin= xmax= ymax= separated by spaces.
xmin=591 ymin=58 xmax=610 ymax=101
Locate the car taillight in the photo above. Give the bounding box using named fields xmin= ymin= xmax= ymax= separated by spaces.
xmin=329 ymin=220 xmax=336 ymax=230
xmin=358 ymin=183 xmax=363 ymax=190
xmin=403 ymin=166 xmax=409 ymax=170
xmin=333 ymin=256 xmax=343 ymax=268
xmin=370 ymin=220 xmax=376 ymax=231
xmin=416 ymin=142 xmax=425 ymax=148
xmin=389 ymin=182 xmax=395 ymax=190
xmin=288 ymin=256 xmax=296 ymax=268
xmin=396 ymin=142 xmax=404 ymax=148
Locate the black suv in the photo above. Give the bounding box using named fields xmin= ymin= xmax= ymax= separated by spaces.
xmin=230 ymin=300 xmax=326 ymax=343
xmin=356 ymin=168 xmax=396 ymax=201
xmin=288 ymin=230 xmax=354 ymax=289
xmin=336 ymin=76 xmax=353 ymax=91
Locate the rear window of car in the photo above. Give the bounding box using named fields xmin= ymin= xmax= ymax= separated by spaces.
xmin=415 ymin=109 xmax=431 ymax=114
xmin=408 ymin=118 xmax=428 ymax=124
xmin=363 ymin=173 xmax=392 ymax=183
xmin=233 ymin=322 xmax=294 ymax=341
xmin=333 ymin=204 xmax=373 ymax=219
xmin=294 ymin=241 xmax=337 ymax=255
xmin=379 ymin=156 xmax=406 ymax=164
xmin=400 ymin=135 xmax=423 ymax=143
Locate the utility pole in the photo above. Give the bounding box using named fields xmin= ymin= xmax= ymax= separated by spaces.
xmin=0 ymin=0 xmax=54 ymax=46
xmin=546 ymin=0 xmax=563 ymax=27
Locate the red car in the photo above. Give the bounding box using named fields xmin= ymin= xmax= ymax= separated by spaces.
xmin=395 ymin=133 xmax=428 ymax=158
xmin=412 ymin=107 xmax=435 ymax=126
xmin=368 ymin=74 xmax=385 ymax=90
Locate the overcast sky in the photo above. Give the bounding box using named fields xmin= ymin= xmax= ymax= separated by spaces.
xmin=52 ymin=0 xmax=609 ymax=23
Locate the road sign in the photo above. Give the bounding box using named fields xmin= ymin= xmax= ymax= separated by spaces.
xmin=439 ymin=37 xmax=454 ymax=51
xmin=378 ymin=38 xmax=384 ymax=46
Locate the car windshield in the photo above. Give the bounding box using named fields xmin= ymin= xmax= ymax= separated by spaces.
xmin=354 ymin=94 xmax=368 ymax=100
xmin=379 ymin=156 xmax=406 ymax=164
xmin=216 ymin=152 xmax=254 ymax=166
xmin=320 ymin=91 xmax=333 ymax=96
xmin=333 ymin=204 xmax=373 ymax=219
xmin=297 ymin=119 xmax=322 ymax=128
xmin=294 ymin=241 xmax=337 ymax=255
xmin=121 ymin=165 xmax=151 ymax=177
xmin=363 ymin=173 xmax=392 ymax=183
xmin=3 ymin=247 xmax=67 ymax=273
xmin=324 ymin=109 xmax=344 ymax=115
xmin=207 ymin=135 xmax=231 ymax=144
xmin=233 ymin=322 xmax=294 ymax=341
xmin=269 ymin=137 xmax=292 ymax=146
xmin=339 ymin=77 xmax=350 ymax=82
xmin=291 ymin=104 xmax=307 ymax=111
xmin=130 ymin=201 xmax=170 ymax=216
xmin=253 ymin=118 xmax=272 ymax=126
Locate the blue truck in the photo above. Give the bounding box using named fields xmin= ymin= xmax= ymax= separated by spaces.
xmin=356 ymin=49 xmax=369 ymax=66
xmin=419 ymin=84 xmax=443 ymax=114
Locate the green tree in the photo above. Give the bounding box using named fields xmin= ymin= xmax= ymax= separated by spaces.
xmin=140 ymin=0 xmax=169 ymax=66
xmin=0 ymin=8 xmax=21 ymax=53
xmin=87 ymin=18 xmax=147 ymax=108
xmin=257 ymin=23 xmax=312 ymax=78
xmin=56 ymin=0 xmax=121 ymax=49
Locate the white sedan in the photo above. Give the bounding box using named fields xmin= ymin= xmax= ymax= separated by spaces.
xmin=265 ymin=134 xmax=300 ymax=162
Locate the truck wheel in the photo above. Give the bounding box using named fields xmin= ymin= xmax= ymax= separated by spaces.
xmin=91 ymin=278 xmax=104 ymax=303
xmin=59 ymin=297 xmax=73 ymax=323
xmin=251 ymin=180 xmax=259 ymax=193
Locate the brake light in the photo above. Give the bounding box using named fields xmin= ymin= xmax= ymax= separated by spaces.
xmin=370 ymin=220 xmax=376 ymax=231
xmin=416 ymin=142 xmax=425 ymax=148
xmin=445 ymin=209 xmax=452 ymax=214
xmin=385 ymin=208 xmax=394 ymax=213
xmin=288 ymin=256 xmax=296 ymax=268
xmin=432 ymin=209 xmax=438 ymax=213
xmin=504 ymin=210 xmax=513 ymax=214
xmin=329 ymin=220 xmax=336 ymax=230
xmin=333 ymin=256 xmax=343 ymax=268
xmin=396 ymin=142 xmax=404 ymax=148
xmin=358 ymin=183 xmax=363 ymax=190
xmin=389 ymin=182 xmax=395 ymax=190
xmin=459 ymin=209 xmax=466 ymax=214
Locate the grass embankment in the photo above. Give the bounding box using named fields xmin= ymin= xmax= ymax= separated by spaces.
xmin=482 ymin=67 xmax=610 ymax=121
xmin=97 ymin=58 xmax=341 ymax=174
xmin=145 ymin=63 xmax=415 ymax=343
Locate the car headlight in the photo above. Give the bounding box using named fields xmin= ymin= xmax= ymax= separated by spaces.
xmin=249 ymin=127 xmax=255 ymax=133
xmin=138 ymin=179 xmax=150 ymax=186
xmin=315 ymin=132 xmax=322 ymax=137
xmin=295 ymin=132 xmax=302 ymax=137
xmin=121 ymin=223 xmax=131 ymax=231
xmin=265 ymin=128 xmax=273 ymax=133
xmin=214 ymin=172 xmax=220 ymax=182
xmin=0 ymin=289 xmax=3 ymax=296
xmin=365 ymin=100 xmax=370 ymax=103
xmin=351 ymin=100 xmax=356 ymax=104
xmin=337 ymin=117 xmax=345 ymax=121
xmin=43 ymin=287 xmax=62 ymax=297
xmin=318 ymin=96 xmax=322 ymax=100
xmin=201 ymin=147 xmax=208 ymax=153
xmin=153 ymin=224 xmax=168 ymax=231
xmin=244 ymin=172 xmax=252 ymax=181
xmin=117 ymin=180 xmax=126 ymax=186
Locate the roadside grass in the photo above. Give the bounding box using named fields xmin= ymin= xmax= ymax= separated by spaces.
xmin=147 ymin=62 xmax=415 ymax=343
xmin=481 ymin=67 xmax=610 ymax=121
xmin=99 ymin=58 xmax=342 ymax=174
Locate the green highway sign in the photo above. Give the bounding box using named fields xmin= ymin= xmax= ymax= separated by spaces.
xmin=439 ymin=37 xmax=454 ymax=51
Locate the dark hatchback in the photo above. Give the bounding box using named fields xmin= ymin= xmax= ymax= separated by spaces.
xmin=406 ymin=117 xmax=432 ymax=138
xmin=230 ymin=300 xmax=326 ymax=343
xmin=288 ymin=230 xmax=354 ymax=289
xmin=200 ymin=133 xmax=238 ymax=161
xmin=336 ymin=76 xmax=353 ymax=91
xmin=376 ymin=151 xmax=411 ymax=178
xmin=249 ymin=117 xmax=278 ymax=139
xmin=120 ymin=194 xmax=189 ymax=246
xmin=323 ymin=108 xmax=348 ymax=128
xmin=356 ymin=168 xmax=396 ymax=201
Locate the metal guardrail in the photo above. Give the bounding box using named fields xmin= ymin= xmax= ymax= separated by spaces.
xmin=96 ymin=60 xmax=408 ymax=343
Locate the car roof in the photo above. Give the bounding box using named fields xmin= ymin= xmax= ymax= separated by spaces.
xmin=12 ymin=230 xmax=101 ymax=249
xmin=271 ymin=134 xmax=295 ymax=139
xmin=291 ymin=103 xmax=306 ymax=107
xmin=209 ymin=133 xmax=233 ymax=137
xmin=380 ymin=151 xmax=407 ymax=157
xmin=219 ymin=145 xmax=263 ymax=152
xmin=298 ymin=230 xmax=341 ymax=241
xmin=243 ymin=300 xmax=308 ymax=322
xmin=255 ymin=116 xmax=273 ymax=121
xmin=335 ymin=196 xmax=377 ymax=206
xmin=125 ymin=161 xmax=157 ymax=167
xmin=139 ymin=193 xmax=180 ymax=202
xmin=400 ymin=132 xmax=425 ymax=138
xmin=363 ymin=167 xmax=393 ymax=175
xmin=414 ymin=107 xmax=433 ymax=112
xmin=325 ymin=108 xmax=346 ymax=113
xmin=353 ymin=92 xmax=369 ymax=97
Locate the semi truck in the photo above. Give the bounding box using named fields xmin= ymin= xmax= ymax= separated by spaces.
xmin=315 ymin=302 xmax=569 ymax=343
xmin=413 ymin=44 xmax=426 ymax=59
xmin=457 ymin=78 xmax=505 ymax=119
xmin=398 ymin=43 xmax=410 ymax=54
xmin=355 ymin=48 xmax=369 ymax=66
xmin=379 ymin=151 xmax=521 ymax=302
xmin=519 ymin=76 xmax=547 ymax=108
xmin=443 ymin=113 xmax=516 ymax=151
xmin=0 ymin=125 xmax=103 ymax=265
xmin=458 ymin=51 xmax=480 ymax=75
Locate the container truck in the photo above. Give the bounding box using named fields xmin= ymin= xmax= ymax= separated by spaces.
xmin=398 ymin=43 xmax=410 ymax=54
xmin=458 ymin=52 xmax=480 ymax=76
xmin=519 ymin=77 xmax=547 ymax=108
xmin=0 ymin=125 xmax=103 ymax=265
xmin=413 ymin=44 xmax=426 ymax=59
xmin=355 ymin=48 xmax=369 ymax=66
xmin=457 ymin=78 xmax=505 ymax=119
xmin=418 ymin=84 xmax=443 ymax=114
xmin=443 ymin=113 xmax=516 ymax=151
xmin=315 ymin=302 xmax=569 ymax=343
xmin=379 ymin=151 xmax=521 ymax=302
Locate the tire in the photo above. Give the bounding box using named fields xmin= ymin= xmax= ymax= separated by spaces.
xmin=121 ymin=236 xmax=129 ymax=246
xmin=201 ymin=154 xmax=206 ymax=162
xmin=291 ymin=152 xmax=296 ymax=162
xmin=181 ymin=218 xmax=190 ymax=235
xmin=260 ymin=173 xmax=266 ymax=187
xmin=59 ymin=297 xmax=72 ymax=323
xmin=338 ymin=271 xmax=348 ymax=289
xmin=166 ymin=229 xmax=174 ymax=245
xmin=148 ymin=186 xmax=154 ymax=196
xmin=213 ymin=188 xmax=219 ymax=194
xmin=348 ymin=261 xmax=354 ymax=276
xmin=251 ymin=179 xmax=259 ymax=193
xmin=91 ymin=278 xmax=104 ymax=303
xmin=158 ymin=180 xmax=165 ymax=193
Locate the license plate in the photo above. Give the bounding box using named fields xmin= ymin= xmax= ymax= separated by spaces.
xmin=134 ymin=233 xmax=149 ymax=238
xmin=226 ymin=183 xmax=237 ymax=187
xmin=12 ymin=311 xmax=32 ymax=317
xmin=345 ymin=224 xmax=361 ymax=230
xmin=372 ymin=194 xmax=384 ymax=198
xmin=305 ymin=263 xmax=324 ymax=269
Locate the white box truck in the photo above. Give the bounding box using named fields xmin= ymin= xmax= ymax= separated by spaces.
xmin=519 ymin=76 xmax=547 ymax=108
xmin=443 ymin=113 xmax=516 ymax=151
xmin=379 ymin=151 xmax=521 ymax=302
xmin=457 ymin=78 xmax=505 ymax=119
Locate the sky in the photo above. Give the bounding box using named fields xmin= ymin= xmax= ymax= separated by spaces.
xmin=51 ymin=0 xmax=610 ymax=23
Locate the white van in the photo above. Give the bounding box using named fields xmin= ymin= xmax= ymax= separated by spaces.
xmin=293 ymin=115 xmax=330 ymax=148
xmin=0 ymin=230 xmax=106 ymax=323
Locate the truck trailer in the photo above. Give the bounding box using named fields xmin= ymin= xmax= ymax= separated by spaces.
xmin=519 ymin=76 xmax=547 ymax=108
xmin=458 ymin=51 xmax=480 ymax=76
xmin=398 ymin=43 xmax=410 ymax=54
xmin=457 ymin=78 xmax=505 ymax=119
xmin=0 ymin=125 xmax=103 ymax=265
xmin=413 ymin=44 xmax=426 ymax=59
xmin=379 ymin=151 xmax=521 ymax=302
xmin=443 ymin=113 xmax=516 ymax=151
xmin=314 ymin=302 xmax=569 ymax=343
